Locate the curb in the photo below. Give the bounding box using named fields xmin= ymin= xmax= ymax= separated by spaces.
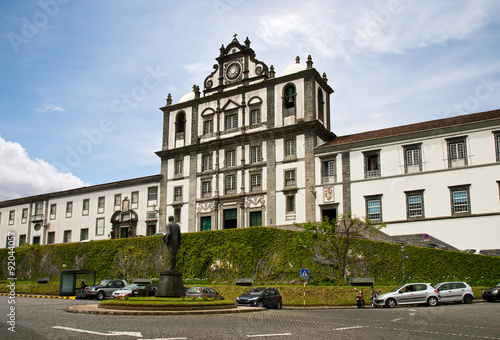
xmin=65 ymin=304 xmax=265 ymax=315
xmin=0 ymin=293 xmax=75 ymax=299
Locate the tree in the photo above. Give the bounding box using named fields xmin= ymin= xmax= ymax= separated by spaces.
xmin=296 ymin=213 xmax=384 ymax=282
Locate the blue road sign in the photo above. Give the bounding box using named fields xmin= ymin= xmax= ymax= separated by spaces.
xmin=300 ymin=269 xmax=309 ymax=279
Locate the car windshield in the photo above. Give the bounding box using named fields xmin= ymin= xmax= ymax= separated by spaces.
xmin=186 ymin=287 xmax=202 ymax=294
xmin=391 ymin=285 xmax=406 ymax=292
xmin=97 ymin=280 xmax=110 ymax=286
xmin=245 ymin=288 xmax=266 ymax=296
xmin=122 ymin=284 xmax=138 ymax=290
xmin=496 ymin=283 xmax=500 ymax=288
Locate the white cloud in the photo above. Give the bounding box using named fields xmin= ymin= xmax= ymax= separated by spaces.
xmin=0 ymin=136 xmax=85 ymax=201
xmin=36 ymin=105 xmax=65 ymax=113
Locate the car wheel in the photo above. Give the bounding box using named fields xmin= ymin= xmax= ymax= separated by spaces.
xmin=276 ymin=301 xmax=282 ymax=309
xmin=96 ymin=291 xmax=105 ymax=300
xmin=386 ymin=298 xmax=396 ymax=308
xmin=463 ymin=295 xmax=473 ymax=304
xmin=257 ymin=301 xmax=264 ymax=308
xmin=427 ymin=296 xmax=438 ymax=307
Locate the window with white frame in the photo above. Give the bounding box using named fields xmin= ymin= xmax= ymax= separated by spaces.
xmin=404 ymin=144 xmax=422 ymax=173
xmin=63 ymin=230 xmax=71 ymax=243
xmin=202 ymin=154 xmax=212 ymax=171
xmin=285 ymin=170 xmax=296 ymax=187
xmin=251 ymin=145 xmax=261 ymax=164
xmin=225 ymin=174 xmax=236 ymax=193
xmin=9 ymin=210 xmax=14 ymax=225
xmin=225 ymin=112 xmax=238 ymax=130
xmin=286 ymin=193 xmax=295 ymax=213
xmin=22 ymin=208 xmax=28 ymax=223
xmin=365 ymin=196 xmax=382 ymax=221
xmin=97 ymin=197 xmax=105 ymax=213
xmin=202 ymin=180 xmax=211 ymax=197
xmin=494 ymin=131 xmax=500 ymax=162
xmin=50 ymin=204 xmax=57 ymax=219
xmin=447 ymin=137 xmax=467 ymax=167
xmin=406 ymin=190 xmax=424 ymax=219
xmin=174 ymin=186 xmax=183 ymax=201
xmin=66 ymin=201 xmax=73 ymax=218
xmin=449 ymin=185 xmax=471 ymax=215
xmin=96 ymin=218 xmax=105 ymax=235
xmin=250 ymin=108 xmax=261 ymax=125
xmin=285 ymin=139 xmax=295 ymax=157
xmin=322 ymin=159 xmax=335 ymax=184
xmin=114 ymin=194 xmax=121 ymax=209
xmin=175 ymin=159 xmax=183 ymax=176
xmin=131 ymin=191 xmax=139 ymax=208
xmin=148 ymin=187 xmax=158 ymax=201
xmin=226 ymin=150 xmax=236 ymax=168
xmin=364 ymin=150 xmax=380 ymax=178
xmin=283 ymin=84 xmax=296 ymax=110
xmin=80 ymin=228 xmax=89 ymax=241
xmin=47 ymin=232 xmax=55 ymax=244
xmin=251 ymin=173 xmax=262 ymax=191
xmin=82 ymin=199 xmax=89 ymax=216
xmin=203 ymin=118 xmax=213 ymax=135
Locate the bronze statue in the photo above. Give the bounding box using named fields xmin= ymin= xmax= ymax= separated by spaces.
xmin=163 ymin=216 xmax=181 ymax=271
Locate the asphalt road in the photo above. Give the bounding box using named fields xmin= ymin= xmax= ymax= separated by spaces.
xmin=1 ymin=296 xmax=499 ymax=339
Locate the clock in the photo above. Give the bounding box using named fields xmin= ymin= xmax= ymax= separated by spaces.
xmin=225 ymin=61 xmax=241 ymax=80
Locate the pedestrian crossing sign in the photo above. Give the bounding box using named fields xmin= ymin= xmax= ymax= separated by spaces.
xmin=300 ymin=269 xmax=309 ymax=279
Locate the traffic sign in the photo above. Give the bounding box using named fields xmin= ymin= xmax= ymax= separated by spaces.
xmin=300 ymin=269 xmax=309 ymax=279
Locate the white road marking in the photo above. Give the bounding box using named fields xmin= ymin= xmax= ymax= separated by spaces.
xmin=391 ymin=318 xmax=404 ymax=322
xmin=247 ymin=333 xmax=292 ymax=337
xmin=53 ymin=326 xmax=142 ymax=337
xmin=334 ymin=326 xmax=364 ymax=331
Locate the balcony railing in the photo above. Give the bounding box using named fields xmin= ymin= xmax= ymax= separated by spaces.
xmin=31 ymin=214 xmax=44 ymax=222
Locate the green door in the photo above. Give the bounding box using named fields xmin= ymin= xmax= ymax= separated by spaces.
xmin=201 ymin=216 xmax=211 ymax=231
xmin=249 ymin=211 xmax=262 ymax=227
xmin=223 ymin=209 xmax=237 ymax=229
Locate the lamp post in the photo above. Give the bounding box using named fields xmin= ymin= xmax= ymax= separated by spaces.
xmin=401 ymin=244 xmax=406 ymax=285
xmin=124 ymin=255 xmax=128 ymax=282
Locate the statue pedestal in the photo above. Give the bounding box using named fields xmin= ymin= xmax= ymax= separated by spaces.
xmin=155 ymin=270 xmax=185 ymax=298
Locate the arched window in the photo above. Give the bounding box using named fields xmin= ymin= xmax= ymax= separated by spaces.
xmin=175 ymin=111 xmax=186 ymax=134
xmin=283 ymin=84 xmax=296 ymax=109
xmin=318 ymin=89 xmax=324 ymax=122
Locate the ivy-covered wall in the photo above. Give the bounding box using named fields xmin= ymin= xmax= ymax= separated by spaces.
xmin=1 ymin=227 xmax=499 ymax=285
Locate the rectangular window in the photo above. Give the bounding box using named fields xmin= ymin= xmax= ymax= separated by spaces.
xmin=251 ymin=173 xmax=261 ymax=191
xmin=82 ymin=199 xmax=89 ymax=216
xmin=447 ymin=137 xmax=467 ymax=167
xmin=96 ymin=218 xmax=105 ymax=235
xmin=22 ymin=208 xmax=28 ymax=223
xmin=131 ymin=191 xmax=139 ymax=208
xmin=494 ymin=132 xmax=500 ymax=162
xmin=50 ymin=204 xmax=57 ymax=219
xmin=226 ymin=150 xmax=236 ymax=168
xmin=63 ymin=230 xmax=71 ymax=243
xmin=250 ymin=109 xmax=261 ymax=125
xmin=364 ymin=151 xmax=380 ymax=178
xmin=202 ymin=154 xmax=212 ymax=171
xmin=47 ymin=232 xmax=55 ymax=244
xmin=286 ymin=194 xmax=295 ymax=213
xmin=449 ymin=185 xmax=471 ymax=215
xmin=148 ymin=187 xmax=158 ymax=201
xmin=175 ymin=159 xmax=183 ymax=175
xmin=9 ymin=210 xmax=14 ymax=225
xmin=174 ymin=208 xmax=181 ymax=223
xmin=114 ymin=194 xmax=121 ymax=209
xmin=285 ymin=170 xmax=296 ymax=187
xmin=285 ymin=139 xmax=295 ymax=157
xmin=366 ymin=196 xmax=382 ymax=221
xmin=203 ymin=118 xmax=213 ymax=135
xmin=174 ymin=186 xmax=183 ymax=201
xmin=80 ymin=228 xmax=89 ymax=241
xmin=406 ymin=191 xmax=424 ymax=219
xmin=97 ymin=197 xmax=105 ymax=213
xmin=35 ymin=201 xmax=43 ymax=216
xmin=251 ymin=145 xmax=261 ymax=164
xmin=322 ymin=160 xmax=335 ymax=184
xmin=202 ymin=181 xmax=212 ymax=197
xmin=404 ymin=144 xmax=422 ymax=173
xmin=32 ymin=236 xmax=40 ymax=245
xmin=66 ymin=202 xmax=73 ymax=218
xmin=225 ymin=174 xmax=236 ymax=193
xmin=19 ymin=235 xmax=26 ymax=246
xmin=225 ymin=113 xmax=237 ymax=130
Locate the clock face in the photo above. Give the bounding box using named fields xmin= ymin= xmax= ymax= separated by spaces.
xmin=226 ymin=62 xmax=241 ymax=80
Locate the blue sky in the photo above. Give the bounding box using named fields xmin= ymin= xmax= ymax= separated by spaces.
xmin=1 ymin=0 xmax=499 ymax=201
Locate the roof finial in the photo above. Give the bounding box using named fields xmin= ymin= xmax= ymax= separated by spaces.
xmin=306 ymin=55 xmax=313 ymax=69
xmin=166 ymin=93 xmax=172 ymax=105
xmin=233 ymin=33 xmax=238 ymax=40
xmin=269 ymin=65 xmax=275 ymax=78
xmin=295 ymin=56 xmax=300 ymax=64
xmin=322 ymin=72 xmax=328 ymax=83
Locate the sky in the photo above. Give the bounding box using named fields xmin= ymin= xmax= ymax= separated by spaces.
xmin=1 ymin=0 xmax=499 ymax=201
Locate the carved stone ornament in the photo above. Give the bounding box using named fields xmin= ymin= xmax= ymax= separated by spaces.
xmin=324 ymin=187 xmax=333 ymax=201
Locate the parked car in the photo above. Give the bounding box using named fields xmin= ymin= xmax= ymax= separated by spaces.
xmin=434 ymin=282 xmax=474 ymax=304
xmin=85 ymin=279 xmax=127 ymax=300
xmin=236 ymin=287 xmax=282 ymax=309
xmin=373 ymin=283 xmax=440 ymax=308
xmin=463 ymin=249 xmax=488 ymax=255
xmin=482 ymin=283 xmax=500 ymax=302
xmin=185 ymin=286 xmax=224 ymax=300
xmin=111 ymin=284 xmax=157 ymax=298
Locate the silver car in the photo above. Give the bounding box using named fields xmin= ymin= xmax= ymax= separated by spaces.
xmin=434 ymin=282 xmax=474 ymax=304
xmin=373 ymin=283 xmax=441 ymax=308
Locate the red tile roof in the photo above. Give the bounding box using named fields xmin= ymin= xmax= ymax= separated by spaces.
xmin=318 ymin=109 xmax=500 ymax=148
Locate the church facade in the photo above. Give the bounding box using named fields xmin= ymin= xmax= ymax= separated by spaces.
xmin=1 ymin=37 xmax=499 ymax=251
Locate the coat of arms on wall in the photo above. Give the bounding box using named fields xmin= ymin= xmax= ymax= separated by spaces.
xmin=324 ymin=187 xmax=334 ymax=201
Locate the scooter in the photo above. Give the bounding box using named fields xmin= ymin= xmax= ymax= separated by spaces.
xmin=355 ymin=289 xmax=365 ymax=308
xmin=371 ymin=289 xmax=380 ymax=308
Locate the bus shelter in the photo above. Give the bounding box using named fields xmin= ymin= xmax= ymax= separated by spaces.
xmin=59 ymin=269 xmax=96 ymax=297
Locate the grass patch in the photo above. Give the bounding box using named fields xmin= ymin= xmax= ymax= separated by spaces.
xmin=102 ymin=297 xmax=231 ymax=307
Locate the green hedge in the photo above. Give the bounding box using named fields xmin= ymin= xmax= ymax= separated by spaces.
xmin=1 ymin=227 xmax=499 ymax=286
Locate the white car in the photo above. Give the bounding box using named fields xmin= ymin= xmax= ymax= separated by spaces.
xmin=373 ymin=283 xmax=441 ymax=308
xmin=111 ymin=284 xmax=145 ymax=299
xmin=434 ymin=282 xmax=474 ymax=304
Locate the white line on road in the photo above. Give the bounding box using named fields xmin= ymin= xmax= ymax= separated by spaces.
xmin=391 ymin=318 xmax=404 ymax=322
xmin=53 ymin=326 xmax=142 ymax=337
xmin=247 ymin=333 xmax=292 ymax=337
xmin=333 ymin=326 xmax=364 ymax=331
